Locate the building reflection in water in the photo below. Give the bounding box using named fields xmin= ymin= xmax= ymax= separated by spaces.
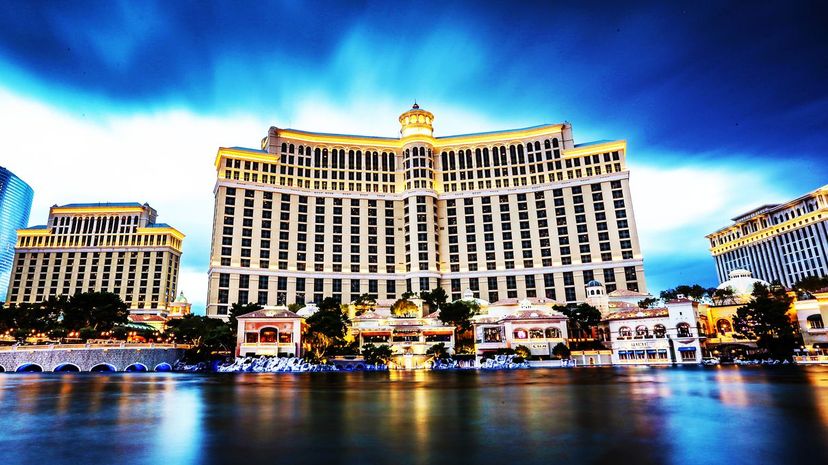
xmin=0 ymin=367 xmax=826 ymax=464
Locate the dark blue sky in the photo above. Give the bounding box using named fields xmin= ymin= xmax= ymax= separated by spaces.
xmin=2 ymin=0 xmax=827 ymax=302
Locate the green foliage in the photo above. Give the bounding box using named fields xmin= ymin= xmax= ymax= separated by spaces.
xmin=514 ymin=345 xmax=531 ymax=359
xmin=555 ymin=303 xmax=602 ymax=339
xmin=0 ymin=292 xmax=128 ymax=340
xmin=425 ymin=342 xmax=451 ymax=361
xmin=638 ymin=297 xmax=659 ymax=309
xmin=288 ymin=303 xmax=303 ymax=314
xmin=552 ymin=342 xmax=571 ymax=360
xmin=712 ymin=287 xmax=736 ymax=304
xmin=352 ymin=293 xmax=377 ymax=316
xmin=794 ymin=276 xmax=828 ymax=294
xmin=64 ymin=292 xmax=129 ymax=331
xmin=166 ymin=315 xmax=234 ymax=361
xmin=732 ymin=282 xmax=797 ymax=360
xmin=390 ymin=298 xmax=419 ymax=317
xmin=361 ymin=343 xmax=393 ymax=365
xmin=659 ymin=284 xmax=715 ymax=301
xmin=420 ymin=287 xmax=448 ymax=312
xmin=305 ymin=297 xmax=351 ymax=361
xmin=438 ymin=300 xmax=479 ymax=331
xmin=228 ymin=302 xmax=263 ymax=334
xmin=401 ymin=290 xmax=417 ymax=299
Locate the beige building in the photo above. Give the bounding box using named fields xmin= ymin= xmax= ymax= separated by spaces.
xmin=207 ymin=104 xmax=646 ymax=317
xmin=707 ymin=184 xmax=828 ymax=288
xmin=6 ymin=202 xmax=184 ymax=315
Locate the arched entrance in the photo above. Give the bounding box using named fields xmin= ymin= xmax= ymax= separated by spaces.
xmin=259 ymin=327 xmax=279 ymax=343
xmin=16 ymin=363 xmax=43 ymax=373
xmin=125 ymin=363 xmax=148 ymax=372
xmin=53 ymin=363 xmax=81 ymax=373
xmin=90 ymin=363 xmax=116 ymax=372
xmin=154 ymin=363 xmax=172 ymax=372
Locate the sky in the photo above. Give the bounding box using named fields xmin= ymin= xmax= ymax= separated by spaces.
xmin=1 ymin=0 xmax=826 ymax=313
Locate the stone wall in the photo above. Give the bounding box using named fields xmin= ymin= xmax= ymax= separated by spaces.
xmin=0 ymin=346 xmax=186 ymax=372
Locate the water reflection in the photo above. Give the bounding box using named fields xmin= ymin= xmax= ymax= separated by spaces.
xmin=0 ymin=367 xmax=826 ymax=465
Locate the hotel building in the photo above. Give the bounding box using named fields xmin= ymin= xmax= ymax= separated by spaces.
xmin=0 ymin=166 xmax=34 ymax=301
xmin=5 ymin=202 xmax=184 ymax=315
xmin=707 ymin=184 xmax=828 ymax=287
xmin=207 ymin=104 xmax=646 ymax=317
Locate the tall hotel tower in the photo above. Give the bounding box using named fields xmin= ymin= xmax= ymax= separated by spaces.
xmin=6 ymin=202 xmax=184 ymax=315
xmin=0 ymin=167 xmax=34 ymax=301
xmin=207 ymin=105 xmax=646 ymax=316
xmin=707 ymin=184 xmax=828 ymax=287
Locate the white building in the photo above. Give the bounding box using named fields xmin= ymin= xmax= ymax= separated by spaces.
xmin=235 ymin=306 xmax=303 ymax=357
xmin=605 ymin=299 xmax=704 ymax=365
xmin=472 ymin=296 xmax=569 ymax=359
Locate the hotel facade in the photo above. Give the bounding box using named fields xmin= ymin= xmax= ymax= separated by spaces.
xmin=5 ymin=203 xmax=184 ymax=315
xmin=207 ymin=105 xmax=646 ymax=317
xmin=707 ymin=184 xmax=828 ymax=288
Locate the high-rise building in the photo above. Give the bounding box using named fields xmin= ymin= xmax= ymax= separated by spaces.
xmin=0 ymin=167 xmax=34 ymax=301
xmin=206 ymin=104 xmax=646 ymax=317
xmin=6 ymin=202 xmax=184 ymax=315
xmin=706 ymin=184 xmax=828 ymax=287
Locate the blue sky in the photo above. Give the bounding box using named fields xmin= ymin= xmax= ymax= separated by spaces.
xmin=1 ymin=0 xmax=827 ymax=311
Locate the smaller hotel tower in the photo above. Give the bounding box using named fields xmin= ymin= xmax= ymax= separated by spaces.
xmin=6 ymin=202 xmax=184 ymax=316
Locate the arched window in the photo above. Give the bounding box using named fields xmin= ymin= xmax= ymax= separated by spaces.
xmin=716 ymin=319 xmax=733 ymax=334
xmin=653 ymin=324 xmax=666 ymax=338
xmin=513 ymin=328 xmax=528 ymax=339
xmin=529 ymin=328 xmax=544 ymax=339
xmin=619 ymin=326 xmax=632 ymax=338
xmin=808 ymin=314 xmax=825 ymax=329
xmin=676 ymin=323 xmax=691 ymax=338
xmin=635 ymin=325 xmax=649 ymax=337
xmin=545 ymin=327 xmax=562 ymax=338
xmin=259 ymin=327 xmax=279 ymax=343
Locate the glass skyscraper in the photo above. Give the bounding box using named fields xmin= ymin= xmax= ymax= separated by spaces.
xmin=0 ymin=167 xmax=33 ymax=301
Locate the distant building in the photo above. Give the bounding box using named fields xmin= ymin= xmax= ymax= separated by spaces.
xmin=6 ymin=202 xmax=184 ymax=317
xmin=0 ymin=167 xmax=34 ymax=301
xmin=207 ymin=104 xmax=646 ymax=317
xmin=793 ymin=288 xmax=828 ymax=353
xmin=167 ymin=291 xmax=193 ymax=318
xmin=706 ymin=184 xmax=828 ymax=288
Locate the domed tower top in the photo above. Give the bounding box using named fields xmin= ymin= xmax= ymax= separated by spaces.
xmin=399 ymin=102 xmax=434 ymax=139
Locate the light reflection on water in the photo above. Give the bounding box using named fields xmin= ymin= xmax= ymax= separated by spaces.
xmin=1 ymin=367 xmax=827 ymax=465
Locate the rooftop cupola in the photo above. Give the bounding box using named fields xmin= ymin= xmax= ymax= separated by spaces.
xmin=399 ymin=102 xmax=434 ymax=138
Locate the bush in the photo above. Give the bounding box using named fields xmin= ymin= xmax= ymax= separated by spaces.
xmin=512 ymin=356 xmax=525 ymax=363
xmin=552 ymin=342 xmax=571 ymax=360
xmin=514 ymin=345 xmax=531 ymax=359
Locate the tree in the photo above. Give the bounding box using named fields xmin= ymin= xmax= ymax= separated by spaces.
xmin=420 ymin=287 xmax=448 ymax=312
xmin=552 ymin=342 xmax=571 ymax=360
xmin=352 ymin=293 xmax=377 ymax=316
xmin=229 ymin=302 xmax=263 ymax=335
xmin=390 ymin=298 xmax=419 ymax=317
xmin=401 ymin=290 xmax=417 ymax=299
xmin=64 ymin=292 xmax=128 ymax=332
xmin=794 ymin=275 xmax=828 ymax=294
xmin=513 ymin=345 xmax=531 ymax=361
xmin=288 ymin=303 xmax=303 ymax=314
xmin=732 ymin=282 xmax=797 ymax=360
xmin=425 ymin=342 xmax=450 ymax=361
xmin=638 ymin=297 xmax=659 ymax=309
xmin=555 ymin=303 xmax=602 ymax=339
xmin=304 ymin=297 xmax=350 ymax=361
xmin=660 ymin=284 xmax=709 ymax=301
xmin=362 ymin=343 xmax=393 ymax=365
xmin=438 ymin=300 xmax=478 ymax=332
xmin=166 ymin=315 xmax=235 ymax=361
xmin=712 ymin=287 xmax=736 ymax=305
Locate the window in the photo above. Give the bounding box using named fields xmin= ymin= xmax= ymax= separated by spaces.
xmin=483 ymin=327 xmax=502 ymax=343
xmin=716 ymin=319 xmax=733 ymax=334
xmin=618 ymin=326 xmax=632 ymax=338
xmin=513 ymin=328 xmax=528 ymax=339
xmin=545 ymin=327 xmax=561 ymax=338
xmin=676 ymin=323 xmax=691 ymax=338
xmin=653 ymin=324 xmax=666 ymax=338
xmin=807 ymin=314 xmax=824 ymax=329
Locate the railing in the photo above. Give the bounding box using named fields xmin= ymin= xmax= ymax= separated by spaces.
xmin=0 ymin=343 xmax=190 ymax=352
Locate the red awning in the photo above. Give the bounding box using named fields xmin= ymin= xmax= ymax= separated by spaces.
xmin=423 ymin=331 xmax=453 ymax=336
xmin=361 ymin=331 xmax=391 ymax=336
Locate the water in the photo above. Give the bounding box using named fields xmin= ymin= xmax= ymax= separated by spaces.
xmin=1 ymin=366 xmax=827 ymax=465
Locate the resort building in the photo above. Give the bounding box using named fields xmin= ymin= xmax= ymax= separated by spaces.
xmin=471 ymin=295 xmax=569 ymax=359
xmin=349 ymin=298 xmax=456 ymax=368
xmin=235 ymin=306 xmax=303 ymax=357
xmin=5 ymin=202 xmax=185 ymax=316
xmin=0 ymin=166 xmax=34 ymax=301
xmin=207 ymin=104 xmax=646 ymax=317
xmin=706 ymin=184 xmax=828 ymax=288
xmin=793 ymin=288 xmax=828 ymax=353
xmin=605 ymin=298 xmax=704 ymax=365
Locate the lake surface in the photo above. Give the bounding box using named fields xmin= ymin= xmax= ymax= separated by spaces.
xmin=1 ymin=366 xmax=827 ymax=465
